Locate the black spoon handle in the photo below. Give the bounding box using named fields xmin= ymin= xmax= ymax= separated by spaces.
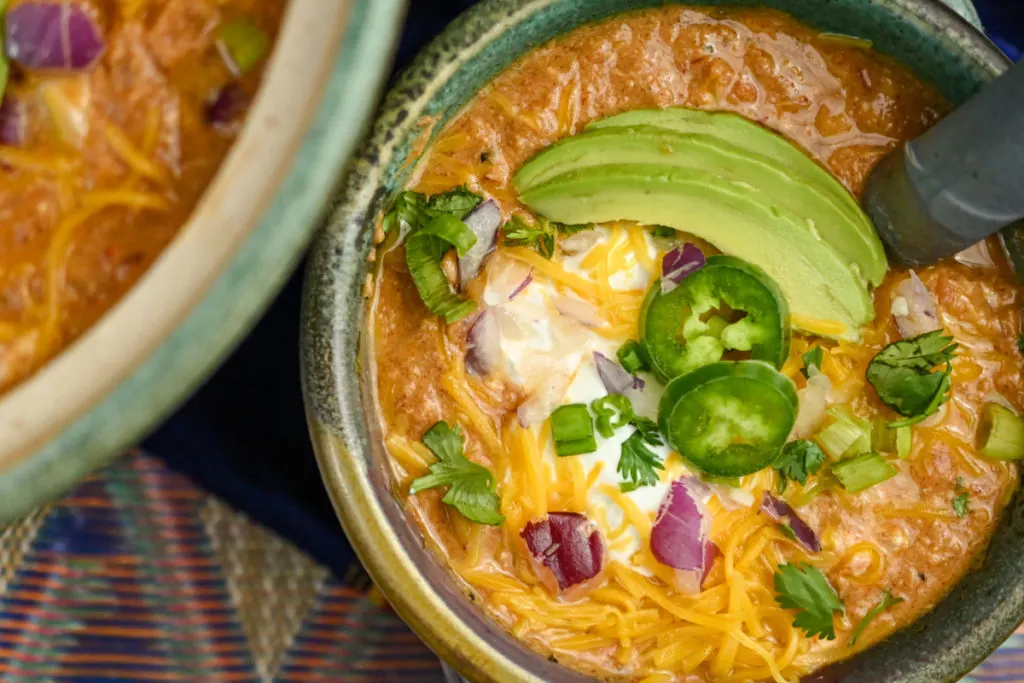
xmin=865 ymin=60 xmax=1024 ymax=265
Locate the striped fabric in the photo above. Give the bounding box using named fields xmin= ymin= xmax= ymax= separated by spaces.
xmin=0 ymin=451 xmax=1016 ymax=682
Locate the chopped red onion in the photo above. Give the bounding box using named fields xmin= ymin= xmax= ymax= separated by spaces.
xmin=760 ymin=492 xmax=821 ymax=553
xmin=651 ymin=478 xmax=711 ymax=573
xmin=5 ymin=2 xmax=105 ymax=71
xmin=458 ymin=199 xmax=502 ymax=289
xmin=594 ymin=351 xmax=643 ymax=395
xmin=508 ymin=272 xmax=533 ymax=300
xmin=521 ymin=512 xmax=604 ymax=592
xmin=465 ymin=308 xmax=502 ymax=377
xmin=661 ymin=244 xmax=705 ymax=294
xmin=892 ymin=270 xmax=939 ymax=339
xmin=0 ymin=98 xmax=25 ymax=147
xmin=205 ymin=83 xmax=248 ymax=131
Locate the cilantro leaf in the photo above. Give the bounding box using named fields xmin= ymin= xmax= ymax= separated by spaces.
xmin=774 ymin=563 xmax=845 ymax=640
xmin=802 ymin=346 xmax=824 ymax=378
xmin=382 ymin=191 xmax=428 ymax=235
xmin=618 ymin=429 xmax=664 ymax=490
xmin=557 ymin=222 xmax=593 ymax=236
xmin=425 ymin=186 xmax=482 ymax=218
xmin=778 ymin=524 xmax=798 ymax=541
xmin=866 ymin=331 xmax=958 ymax=427
xmin=409 ymin=422 xmax=504 ymax=525
xmin=502 ymin=215 xmax=556 ymax=258
xmin=774 ymin=440 xmax=825 ymax=493
xmin=631 ymin=417 xmax=664 ymax=446
xmin=849 ymin=590 xmax=904 ymax=646
xmin=953 ymin=491 xmax=970 ymax=518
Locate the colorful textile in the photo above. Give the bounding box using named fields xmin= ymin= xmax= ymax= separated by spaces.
xmin=0 ymin=452 xmax=1017 ymax=682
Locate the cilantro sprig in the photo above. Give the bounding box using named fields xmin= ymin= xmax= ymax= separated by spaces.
xmin=774 ymin=440 xmax=825 ymax=494
xmin=849 ymin=590 xmax=904 ymax=646
xmin=382 ymin=187 xmax=482 ymax=235
xmin=953 ymin=477 xmax=970 ymax=518
xmin=618 ymin=418 xmax=665 ymax=492
xmin=409 ymin=422 xmax=504 ymax=526
xmin=502 ymin=215 xmax=594 ymax=259
xmin=774 ymin=563 xmax=845 ymax=640
xmin=866 ymin=330 xmax=958 ymax=427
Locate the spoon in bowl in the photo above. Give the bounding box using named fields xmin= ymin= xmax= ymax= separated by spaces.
xmin=864 ymin=60 xmax=1024 ymax=265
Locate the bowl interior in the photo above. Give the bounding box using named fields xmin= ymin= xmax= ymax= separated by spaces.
xmin=302 ymin=1 xmax=1020 ymax=682
xmin=0 ymin=0 xmax=407 ymax=523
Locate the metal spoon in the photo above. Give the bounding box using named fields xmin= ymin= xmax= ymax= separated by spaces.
xmin=864 ymin=60 xmax=1024 ymax=266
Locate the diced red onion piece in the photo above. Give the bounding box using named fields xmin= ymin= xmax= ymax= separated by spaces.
xmin=955 ymin=241 xmax=996 ymax=269
xmin=508 ymin=272 xmax=533 ymax=300
xmin=594 ymin=351 xmax=643 ymax=394
xmin=791 ymin=368 xmax=833 ymax=439
xmin=205 ymin=83 xmax=248 ymax=131
xmin=465 ymin=308 xmax=502 ymax=377
xmin=760 ymin=493 xmax=821 ymax=553
xmin=5 ymin=2 xmax=105 ymax=71
xmin=458 ymin=199 xmax=502 ymax=289
xmin=521 ymin=512 xmax=604 ymax=592
xmin=661 ymin=244 xmax=705 ymax=294
xmin=0 ymin=98 xmax=25 ymax=147
xmin=651 ymin=478 xmax=711 ymax=573
xmin=892 ymin=270 xmax=939 ymax=339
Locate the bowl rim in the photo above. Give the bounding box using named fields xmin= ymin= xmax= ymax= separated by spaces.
xmin=303 ymin=1 xmax=1013 ymax=682
xmin=0 ymin=0 xmax=408 ymax=523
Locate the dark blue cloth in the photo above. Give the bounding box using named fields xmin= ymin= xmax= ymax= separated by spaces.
xmin=144 ymin=0 xmax=1023 ymax=578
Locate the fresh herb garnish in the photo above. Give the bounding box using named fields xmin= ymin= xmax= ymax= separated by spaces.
xmin=1017 ymin=333 xmax=1024 ymax=356
xmin=953 ymin=477 xmax=970 ymax=518
xmin=405 ymin=215 xmax=479 ymax=323
xmin=802 ymin=345 xmax=824 ymax=378
xmin=774 ymin=563 xmax=845 ymax=640
xmin=382 ymin=187 xmax=485 ymax=323
xmin=382 ymin=186 xmax=483 ymax=235
xmin=591 ymin=394 xmax=634 ymax=439
xmin=778 ymin=524 xmax=798 ymax=541
xmin=502 ymin=215 xmax=556 ymax=258
xmin=953 ymin=492 xmax=970 ymax=518
xmin=849 ymin=590 xmax=904 ymax=646
xmin=774 ymin=440 xmax=826 ymax=493
xmin=502 ymin=216 xmax=594 ymax=258
xmin=631 ymin=417 xmax=663 ymax=445
xmin=409 ymin=422 xmax=504 ymax=526
xmin=866 ymin=330 xmax=958 ymax=427
xmin=652 ymin=225 xmax=676 ymax=238
xmin=618 ymin=424 xmax=664 ymax=491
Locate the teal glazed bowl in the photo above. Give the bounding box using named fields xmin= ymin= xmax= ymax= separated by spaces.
xmin=302 ymin=1 xmax=1021 ymax=682
xmin=0 ymin=0 xmax=407 ymax=523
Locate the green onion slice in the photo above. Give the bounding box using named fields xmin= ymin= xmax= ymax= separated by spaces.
xmin=551 ymin=404 xmax=597 ymax=457
xmin=405 ymin=214 xmax=479 ymax=324
xmin=217 ymin=17 xmax=270 ymax=75
xmin=832 ymin=452 xmax=898 ymax=494
xmin=591 ymin=394 xmax=635 ymax=438
xmin=978 ymin=402 xmax=1024 ymax=461
xmin=617 ymin=340 xmax=649 ymax=375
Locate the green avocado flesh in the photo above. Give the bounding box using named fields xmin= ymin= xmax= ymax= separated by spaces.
xmin=513 ymin=108 xmax=888 ymax=340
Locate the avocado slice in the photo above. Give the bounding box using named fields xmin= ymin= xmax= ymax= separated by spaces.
xmin=514 ymin=124 xmax=886 ymax=288
xmin=589 ymin=108 xmax=867 ymax=235
xmin=518 ymin=164 xmax=873 ymax=340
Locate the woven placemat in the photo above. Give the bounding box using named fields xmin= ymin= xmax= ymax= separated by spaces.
xmin=0 ymin=451 xmax=1015 ymax=682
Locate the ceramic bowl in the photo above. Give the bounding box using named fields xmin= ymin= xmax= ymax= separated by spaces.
xmin=0 ymin=0 xmax=407 ymax=522
xmin=302 ymin=1 xmax=1022 ymax=681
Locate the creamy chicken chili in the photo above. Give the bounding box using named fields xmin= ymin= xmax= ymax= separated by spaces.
xmin=369 ymin=7 xmax=1024 ymax=682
